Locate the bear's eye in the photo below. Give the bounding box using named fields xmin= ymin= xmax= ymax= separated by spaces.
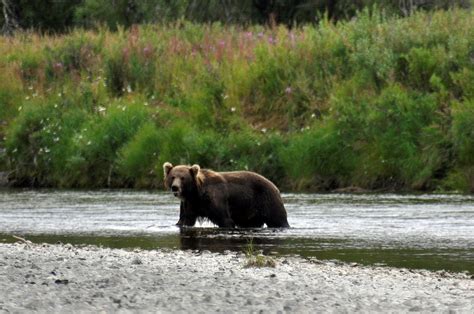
xmin=171 ymin=176 xmax=175 ymax=180
xmin=180 ymin=176 xmax=185 ymax=181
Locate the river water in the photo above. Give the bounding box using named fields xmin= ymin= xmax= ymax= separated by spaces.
xmin=0 ymin=190 xmax=473 ymax=273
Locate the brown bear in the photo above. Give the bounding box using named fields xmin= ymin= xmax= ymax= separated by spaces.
xmin=163 ymin=162 xmax=290 ymax=228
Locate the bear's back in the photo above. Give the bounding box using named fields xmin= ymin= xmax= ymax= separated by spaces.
xmin=220 ymin=171 xmax=279 ymax=190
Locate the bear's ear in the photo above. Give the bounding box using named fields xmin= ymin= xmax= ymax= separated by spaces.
xmin=163 ymin=162 xmax=173 ymax=177
xmin=190 ymin=164 xmax=200 ymax=177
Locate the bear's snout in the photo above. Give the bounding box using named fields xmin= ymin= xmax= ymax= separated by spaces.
xmin=171 ymin=183 xmax=181 ymax=198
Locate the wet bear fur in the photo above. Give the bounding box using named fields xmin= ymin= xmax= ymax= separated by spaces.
xmin=163 ymin=162 xmax=290 ymax=228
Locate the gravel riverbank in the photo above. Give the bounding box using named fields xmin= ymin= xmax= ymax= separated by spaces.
xmin=0 ymin=242 xmax=473 ymax=313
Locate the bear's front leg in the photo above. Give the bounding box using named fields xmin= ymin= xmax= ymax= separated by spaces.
xmin=215 ymin=217 xmax=235 ymax=228
xmin=176 ymin=200 xmax=197 ymax=227
xmin=176 ymin=201 xmax=185 ymax=226
xmin=208 ymin=197 xmax=235 ymax=228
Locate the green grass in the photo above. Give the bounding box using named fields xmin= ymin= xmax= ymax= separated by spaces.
xmin=244 ymin=238 xmax=276 ymax=268
xmin=1 ymin=9 xmax=474 ymax=192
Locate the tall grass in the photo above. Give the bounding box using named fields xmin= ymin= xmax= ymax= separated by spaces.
xmin=2 ymin=9 xmax=474 ymax=192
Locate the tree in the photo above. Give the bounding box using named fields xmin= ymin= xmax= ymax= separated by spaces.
xmin=1 ymin=0 xmax=19 ymax=35
xmin=1 ymin=0 xmax=472 ymax=33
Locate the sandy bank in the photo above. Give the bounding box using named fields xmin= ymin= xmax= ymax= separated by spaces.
xmin=0 ymin=242 xmax=472 ymax=312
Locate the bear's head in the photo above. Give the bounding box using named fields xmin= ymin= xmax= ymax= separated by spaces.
xmin=163 ymin=162 xmax=201 ymax=199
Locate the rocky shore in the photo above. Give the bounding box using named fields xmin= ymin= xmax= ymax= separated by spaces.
xmin=0 ymin=242 xmax=473 ymax=312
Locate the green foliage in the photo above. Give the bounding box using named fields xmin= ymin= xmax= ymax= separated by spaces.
xmin=451 ymin=100 xmax=474 ymax=165
xmin=104 ymin=38 xmax=156 ymax=96
xmin=5 ymin=99 xmax=87 ymax=186
xmin=445 ymin=99 xmax=474 ymax=192
xmin=3 ymin=0 xmax=471 ymax=33
xmin=17 ymin=50 xmax=44 ymax=83
xmin=44 ymin=33 xmax=101 ymax=81
xmin=3 ymin=8 xmax=474 ymax=192
xmin=354 ymin=85 xmax=442 ymax=189
xmin=118 ymin=122 xmax=163 ymax=187
xmin=451 ymin=68 xmax=474 ymax=99
xmin=66 ymin=102 xmax=150 ymax=187
xmin=0 ymin=66 xmax=22 ymax=125
xmin=7 ymin=0 xmax=82 ymax=32
xmin=217 ymin=130 xmax=286 ymax=184
xmin=281 ymin=84 xmax=450 ymax=190
xmin=244 ymin=238 xmax=276 ymax=268
xmin=280 ymin=122 xmax=356 ymax=190
xmin=104 ymin=46 xmax=128 ymax=96
xmin=74 ymin=0 xmax=186 ymax=30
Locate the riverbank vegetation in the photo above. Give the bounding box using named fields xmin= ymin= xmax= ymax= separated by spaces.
xmin=1 ymin=7 xmax=474 ymax=192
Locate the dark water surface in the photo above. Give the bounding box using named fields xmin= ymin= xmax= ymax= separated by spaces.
xmin=1 ymin=190 xmax=473 ymax=273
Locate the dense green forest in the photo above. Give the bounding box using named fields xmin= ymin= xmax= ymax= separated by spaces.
xmin=1 ymin=2 xmax=474 ymax=192
xmin=1 ymin=0 xmax=472 ymax=32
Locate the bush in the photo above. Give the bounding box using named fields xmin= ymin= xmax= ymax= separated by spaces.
xmin=66 ymin=102 xmax=150 ymax=187
xmin=217 ymin=130 xmax=286 ymax=185
xmin=44 ymin=33 xmax=101 ymax=81
xmin=5 ymin=99 xmax=87 ymax=186
xmin=118 ymin=122 xmax=163 ymax=187
xmin=280 ymin=121 xmax=355 ymax=190
xmin=3 ymin=9 xmax=474 ymax=192
xmin=104 ymin=32 xmax=156 ymax=96
xmin=18 ymin=49 xmax=45 ymax=83
xmin=354 ymin=85 xmax=443 ymax=189
xmin=446 ymin=99 xmax=474 ymax=191
xmin=0 ymin=66 xmax=23 ymax=127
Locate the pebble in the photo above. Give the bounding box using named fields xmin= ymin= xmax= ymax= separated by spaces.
xmin=0 ymin=242 xmax=472 ymax=312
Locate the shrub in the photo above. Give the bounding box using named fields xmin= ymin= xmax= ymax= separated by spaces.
xmin=104 ymin=32 xmax=156 ymax=97
xmin=3 ymin=9 xmax=474 ymax=192
xmin=0 ymin=66 xmax=23 ymax=126
xmin=44 ymin=33 xmax=101 ymax=81
xmin=451 ymin=68 xmax=474 ymax=100
xmin=404 ymin=46 xmax=447 ymax=91
xmin=118 ymin=122 xmax=163 ymax=187
xmin=244 ymin=239 xmax=276 ymax=268
xmin=66 ymin=102 xmax=150 ymax=187
xmin=5 ymin=99 xmax=87 ymax=186
xmin=18 ymin=50 xmax=45 ymax=83
xmin=354 ymin=85 xmax=443 ymax=189
xmin=280 ymin=121 xmax=355 ymax=190
xmin=446 ymin=99 xmax=474 ymax=192
xmin=213 ymin=129 xmax=285 ymax=185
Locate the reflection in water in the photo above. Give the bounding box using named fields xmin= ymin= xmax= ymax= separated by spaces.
xmin=178 ymin=228 xmax=285 ymax=253
xmin=0 ymin=190 xmax=473 ymax=273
